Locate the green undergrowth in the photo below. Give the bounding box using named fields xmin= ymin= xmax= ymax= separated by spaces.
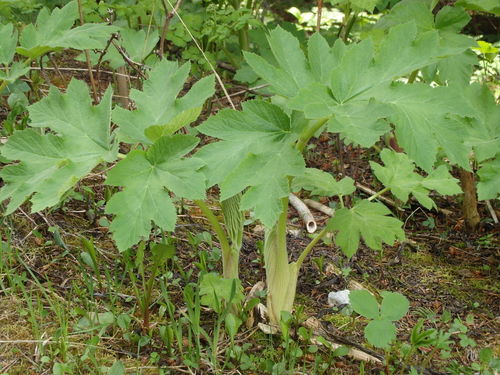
xmin=1 ymin=211 xmax=498 ymax=374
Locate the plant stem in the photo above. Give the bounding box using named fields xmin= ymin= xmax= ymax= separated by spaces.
xmin=77 ymin=0 xmax=99 ymax=103
xmin=296 ymin=118 xmax=329 ymax=153
xmin=194 ymin=200 xmax=232 ymax=260
xmin=264 ymin=196 xmax=300 ymax=324
xmin=295 ymin=227 xmax=329 ymax=269
xmin=231 ymin=0 xmax=250 ymax=51
xmin=368 ymin=187 xmax=390 ymax=201
xmin=220 ymin=193 xmax=243 ymax=279
xmin=316 ymin=0 xmax=323 ymax=32
xmin=159 ymin=0 xmax=183 ymax=58
xmin=458 ymin=168 xmax=480 ymax=231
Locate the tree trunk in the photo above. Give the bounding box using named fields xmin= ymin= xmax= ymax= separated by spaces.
xmin=459 ymin=168 xmax=480 ymax=232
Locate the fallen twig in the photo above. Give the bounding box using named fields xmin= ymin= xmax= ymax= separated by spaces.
xmin=304 ymin=199 xmax=335 ymax=217
xmin=355 ymin=182 xmax=403 ymax=210
xmin=289 ymin=194 xmax=317 ymax=233
xmin=303 ymin=317 xmax=382 ymax=363
xmin=110 ymin=39 xmax=148 ymax=79
xmin=485 ymin=200 xmax=498 ymax=224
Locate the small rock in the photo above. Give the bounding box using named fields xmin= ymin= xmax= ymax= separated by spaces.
xmin=328 ymin=290 xmax=350 ymax=307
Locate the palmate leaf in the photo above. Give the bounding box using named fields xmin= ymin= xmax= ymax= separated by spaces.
xmin=105 ymin=135 xmax=206 ymax=251
xmin=16 ymin=1 xmax=117 ymax=59
xmin=456 ymin=0 xmax=500 ymax=15
xmin=477 ymin=158 xmax=500 ymax=200
xmin=350 ymin=290 xmax=409 ymax=348
xmin=292 ymin=168 xmax=355 ymax=197
xmin=463 ymin=84 xmax=500 ymax=163
xmin=246 ymin=23 xmax=475 ymax=171
xmin=369 ymin=83 xmax=474 ymax=172
xmin=77 ymin=28 xmax=160 ymax=69
xmin=327 ymin=200 xmax=405 ymax=258
xmin=372 ymin=0 xmax=477 ymax=85
xmin=0 ymin=62 xmax=30 ymax=84
xmin=0 ymin=80 xmax=117 ymax=214
xmin=221 ymin=145 xmax=305 ymax=227
xmin=105 ymin=28 xmax=159 ymax=69
xmin=113 ymin=60 xmax=214 ymax=144
xmin=196 ymin=100 xmax=305 ymax=227
xmin=370 ymin=149 xmax=461 ymax=209
xmin=0 ymin=23 xmax=17 ymax=65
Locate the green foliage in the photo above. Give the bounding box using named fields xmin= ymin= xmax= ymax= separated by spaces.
xmin=246 ymin=23 xmax=476 ymax=172
xmin=16 ymin=1 xmax=117 ymax=59
xmin=0 ymin=80 xmax=117 ymax=214
xmin=456 ymin=0 xmax=500 ymax=15
xmin=165 ymin=3 xmax=260 ymax=73
xmin=372 ymin=0 xmax=477 ymax=85
xmin=350 ymin=290 xmax=409 ymax=348
xmin=105 ymin=135 xmax=206 ymax=251
xmin=199 ymin=272 xmax=244 ymax=313
xmin=113 ymin=60 xmax=215 ymax=144
xmin=328 ymin=0 xmax=379 ymax=13
xmin=370 ymin=149 xmax=461 ymax=209
xmin=0 ymin=23 xmax=17 ymax=64
xmin=77 ymin=28 xmax=159 ymax=69
xmin=196 ymin=101 xmax=306 ymax=227
xmin=327 ymin=200 xmax=405 ymax=257
xmin=477 ymin=158 xmax=500 ymax=200
xmin=292 ymin=168 xmax=355 ymax=197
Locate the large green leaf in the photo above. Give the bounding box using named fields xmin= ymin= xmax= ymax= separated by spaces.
xmin=16 ymin=1 xmax=117 ymax=59
xmin=456 ymin=0 xmax=500 ymax=15
xmin=243 ymin=26 xmax=313 ymax=98
xmin=292 ymin=168 xmax=355 ymax=197
xmin=221 ymin=145 xmax=304 ymax=227
xmin=370 ymin=149 xmax=461 ymax=209
xmin=477 ymin=158 xmax=500 ymax=200
xmin=196 ymin=100 xmax=305 ymax=227
xmin=327 ymin=101 xmax=391 ymax=147
xmin=250 ymin=24 xmax=475 ymax=171
xmin=105 ymin=28 xmax=159 ymax=69
xmin=371 ymin=83 xmax=474 ymax=171
xmin=327 ymin=200 xmax=405 ymax=258
xmin=372 ymin=0 xmax=476 ymax=85
xmin=0 ymin=62 xmax=30 ymax=84
xmin=0 ymin=23 xmax=17 ymax=65
xmin=113 ymin=60 xmax=214 ymax=144
xmin=105 ymin=135 xmax=206 ymax=251
xmin=245 ymin=8 xmax=479 ymax=171
xmin=0 ymin=80 xmax=116 ymax=214
xmin=463 ymin=84 xmax=500 ymax=163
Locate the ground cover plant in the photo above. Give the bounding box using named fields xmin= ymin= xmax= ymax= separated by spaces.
xmin=0 ymin=0 xmax=499 ymax=374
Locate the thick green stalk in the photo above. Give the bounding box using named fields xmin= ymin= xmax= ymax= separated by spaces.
xmin=194 ymin=199 xmax=231 ymax=256
xmin=368 ymin=187 xmax=390 ymax=201
xmin=220 ymin=193 xmax=244 ymax=280
xmin=296 ymin=118 xmax=329 ymax=153
xmin=264 ymin=197 xmax=299 ymax=325
xmin=263 ymin=118 xmax=331 ymax=325
xmin=231 ymin=0 xmax=250 ymax=51
xmin=295 ymin=228 xmax=329 ymax=269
